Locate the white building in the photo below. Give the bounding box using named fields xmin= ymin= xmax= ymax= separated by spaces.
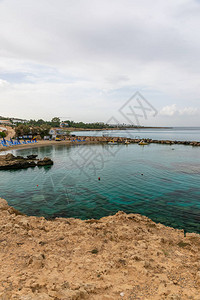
xmin=11 ymin=118 xmax=27 ymax=124
xmin=49 ymin=128 xmax=67 ymax=139
xmin=0 ymin=120 xmax=12 ymax=125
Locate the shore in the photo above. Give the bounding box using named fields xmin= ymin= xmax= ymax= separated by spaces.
xmin=1 ymin=135 xmax=200 ymax=153
xmin=0 ymin=198 xmax=199 ymax=299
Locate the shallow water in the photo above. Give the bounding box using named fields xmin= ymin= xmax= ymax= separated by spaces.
xmin=0 ymin=143 xmax=200 ymax=233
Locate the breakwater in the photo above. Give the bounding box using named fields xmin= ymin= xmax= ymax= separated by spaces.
xmin=72 ymin=135 xmax=200 ymax=146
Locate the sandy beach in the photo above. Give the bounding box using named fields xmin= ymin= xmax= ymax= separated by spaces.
xmin=0 ymin=140 xmax=75 ymax=153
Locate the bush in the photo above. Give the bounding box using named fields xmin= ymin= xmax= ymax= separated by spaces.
xmin=0 ymin=132 xmax=6 ymax=138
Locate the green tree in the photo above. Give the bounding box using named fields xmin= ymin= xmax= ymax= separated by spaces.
xmin=0 ymin=132 xmax=6 ymax=138
xmin=15 ymin=125 xmax=31 ymax=136
xmin=51 ymin=117 xmax=60 ymax=127
xmin=39 ymin=124 xmax=51 ymax=138
xmin=31 ymin=126 xmax=41 ymax=136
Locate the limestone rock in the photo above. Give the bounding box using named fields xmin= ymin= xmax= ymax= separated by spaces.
xmin=0 ymin=198 xmax=199 ymax=299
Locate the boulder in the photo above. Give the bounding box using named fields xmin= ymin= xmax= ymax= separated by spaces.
xmin=37 ymin=157 xmax=53 ymax=166
xmin=0 ymin=198 xmax=9 ymax=210
xmin=0 ymin=160 xmax=36 ymax=170
xmin=5 ymin=153 xmax=15 ymax=161
xmin=0 ymin=155 xmax=52 ymax=170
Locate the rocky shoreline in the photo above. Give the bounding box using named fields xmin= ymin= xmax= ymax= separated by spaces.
xmin=72 ymin=136 xmax=200 ymax=146
xmin=0 ymin=198 xmax=200 ymax=299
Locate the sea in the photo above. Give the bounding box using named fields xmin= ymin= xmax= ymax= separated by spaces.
xmin=0 ymin=127 xmax=199 ymax=233
xmin=72 ymin=127 xmax=200 ymax=142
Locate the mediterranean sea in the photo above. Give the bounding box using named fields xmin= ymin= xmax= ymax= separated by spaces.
xmin=0 ymin=141 xmax=200 ymax=234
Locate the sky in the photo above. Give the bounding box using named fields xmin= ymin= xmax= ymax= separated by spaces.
xmin=0 ymin=0 xmax=200 ymax=126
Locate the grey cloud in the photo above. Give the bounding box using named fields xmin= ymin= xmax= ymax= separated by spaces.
xmin=0 ymin=0 xmax=199 ymax=124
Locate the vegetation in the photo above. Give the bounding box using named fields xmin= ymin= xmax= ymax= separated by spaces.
xmin=1 ymin=115 xmax=140 ymax=130
xmin=14 ymin=117 xmax=113 ymax=129
xmin=90 ymin=248 xmax=99 ymax=254
xmin=27 ymin=118 xmax=110 ymax=129
xmin=27 ymin=117 xmax=60 ymax=128
xmin=177 ymin=241 xmax=190 ymax=248
xmin=63 ymin=120 xmax=110 ymax=129
xmin=0 ymin=132 xmax=6 ymax=138
xmin=15 ymin=124 xmax=51 ymax=138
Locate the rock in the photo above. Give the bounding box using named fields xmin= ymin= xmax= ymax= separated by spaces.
xmin=28 ymin=253 xmax=45 ymax=269
xmin=0 ymin=155 xmax=53 ymax=170
xmin=5 ymin=153 xmax=15 ymax=161
xmin=0 ymin=198 xmax=199 ymax=299
xmin=27 ymin=155 xmax=38 ymax=159
xmin=196 ymin=271 xmax=200 ymax=283
xmin=0 ymin=198 xmax=9 ymax=210
xmin=0 ymin=160 xmax=36 ymax=170
xmin=37 ymin=157 xmax=53 ymax=166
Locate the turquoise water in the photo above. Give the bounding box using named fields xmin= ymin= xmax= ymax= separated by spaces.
xmin=72 ymin=127 xmax=200 ymax=142
xmin=0 ymin=143 xmax=200 ymax=233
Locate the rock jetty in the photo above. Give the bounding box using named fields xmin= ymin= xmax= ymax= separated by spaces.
xmin=0 ymin=198 xmax=199 ymax=299
xmin=72 ymin=136 xmax=200 ymax=147
xmin=0 ymin=154 xmax=53 ymax=170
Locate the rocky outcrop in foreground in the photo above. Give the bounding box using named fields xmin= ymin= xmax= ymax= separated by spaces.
xmin=0 ymin=154 xmax=53 ymax=170
xmin=0 ymin=198 xmax=200 ymax=299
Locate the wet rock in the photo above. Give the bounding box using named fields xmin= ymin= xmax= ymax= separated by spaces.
xmin=5 ymin=153 xmax=15 ymax=161
xmin=27 ymin=154 xmax=38 ymax=159
xmin=0 ymin=154 xmax=52 ymax=170
xmin=37 ymin=157 xmax=53 ymax=166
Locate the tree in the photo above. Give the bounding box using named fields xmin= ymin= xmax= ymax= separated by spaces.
xmin=15 ymin=125 xmax=31 ymax=136
xmin=31 ymin=126 xmax=41 ymax=136
xmin=39 ymin=124 xmax=51 ymax=138
xmin=51 ymin=117 xmax=60 ymax=123
xmin=0 ymin=132 xmax=6 ymax=138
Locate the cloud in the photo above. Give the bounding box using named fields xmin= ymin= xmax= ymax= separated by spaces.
xmin=0 ymin=79 xmax=9 ymax=88
xmin=160 ymin=104 xmax=178 ymax=116
xmin=160 ymin=104 xmax=198 ymax=116
xmin=0 ymin=0 xmax=200 ymax=124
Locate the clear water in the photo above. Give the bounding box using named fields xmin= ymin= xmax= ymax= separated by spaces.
xmin=72 ymin=127 xmax=200 ymax=142
xmin=0 ymin=143 xmax=200 ymax=234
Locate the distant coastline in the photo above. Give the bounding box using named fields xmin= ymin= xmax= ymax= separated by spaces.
xmin=68 ymin=126 xmax=174 ymax=131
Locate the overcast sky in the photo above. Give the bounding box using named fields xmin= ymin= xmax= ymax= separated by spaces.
xmin=0 ymin=0 xmax=200 ymax=126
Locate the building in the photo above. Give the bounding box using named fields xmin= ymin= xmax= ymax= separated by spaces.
xmin=0 ymin=120 xmax=12 ymax=125
xmin=60 ymin=122 xmax=69 ymax=128
xmin=49 ymin=128 xmax=67 ymax=139
xmin=11 ymin=118 xmax=27 ymax=125
xmin=0 ymin=126 xmax=7 ymax=132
